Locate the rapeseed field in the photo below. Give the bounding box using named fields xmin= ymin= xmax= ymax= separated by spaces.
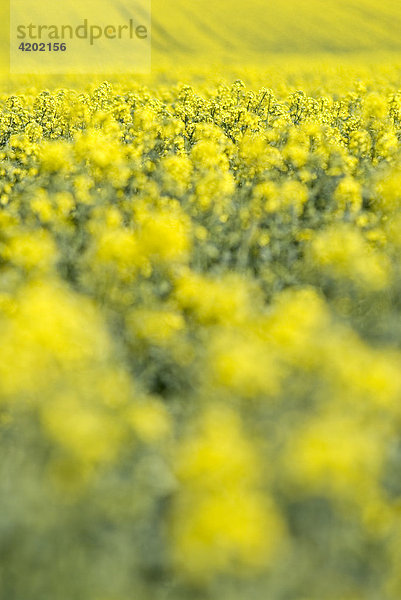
xmin=1 ymin=1 xmax=401 ymax=599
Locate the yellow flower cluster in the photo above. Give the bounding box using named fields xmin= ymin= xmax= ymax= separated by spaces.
xmin=1 ymin=69 xmax=401 ymax=599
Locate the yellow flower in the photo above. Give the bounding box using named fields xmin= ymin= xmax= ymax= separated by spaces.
xmin=160 ymin=154 xmax=193 ymax=197
xmin=363 ymin=92 xmax=388 ymax=120
xmin=208 ymin=327 xmax=281 ymax=398
xmin=92 ymin=227 xmax=141 ymax=282
xmin=127 ymin=398 xmax=171 ymax=443
xmin=287 ymin=411 xmax=384 ymax=499
xmin=42 ymin=392 xmax=122 ymax=465
xmin=174 ymin=271 xmax=260 ymax=325
xmin=136 ymin=207 xmax=191 ymax=265
xmin=127 ymin=308 xmax=185 ymax=346
xmin=334 ymin=176 xmax=362 ymax=214
xmin=39 ymin=141 xmax=72 ymax=172
xmin=375 ymin=169 xmax=401 ymax=214
xmin=170 ymin=405 xmax=284 ymax=579
xmin=3 ymin=230 xmax=57 ymax=273
xmin=308 ymin=224 xmax=390 ymax=290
